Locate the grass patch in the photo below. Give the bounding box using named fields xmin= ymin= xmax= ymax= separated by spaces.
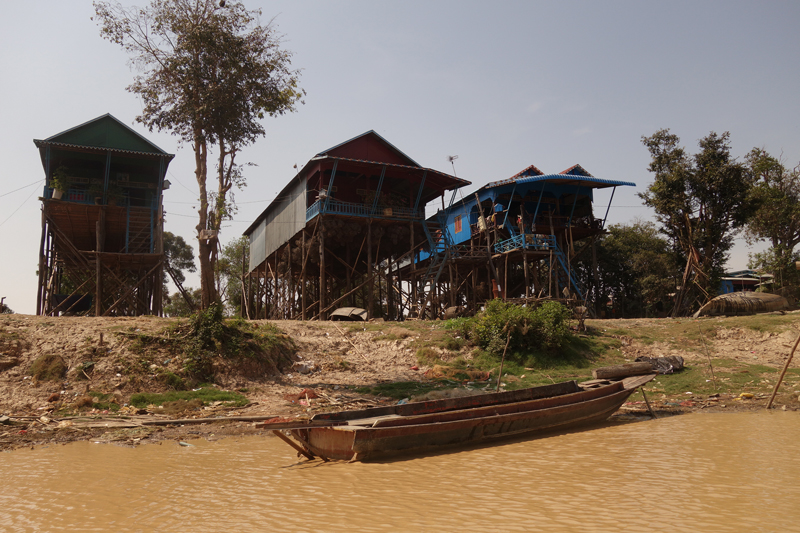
xmin=129 ymin=387 xmax=248 ymax=408
xmin=644 ymin=358 xmax=786 ymax=397
xmin=374 ymin=326 xmax=415 ymax=342
xmin=87 ymin=391 xmax=121 ymax=412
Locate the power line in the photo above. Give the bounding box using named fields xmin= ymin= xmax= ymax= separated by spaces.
xmin=0 ymin=184 xmax=41 ymax=229
xmin=1 ymin=179 xmax=43 ymax=199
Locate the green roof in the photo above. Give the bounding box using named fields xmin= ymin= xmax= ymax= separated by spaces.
xmin=34 ymin=114 xmax=172 ymax=157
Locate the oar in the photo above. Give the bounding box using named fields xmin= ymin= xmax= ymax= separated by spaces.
xmin=253 ymin=419 xmax=348 ymax=430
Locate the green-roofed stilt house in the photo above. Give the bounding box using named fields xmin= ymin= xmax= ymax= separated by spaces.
xmin=34 ymin=114 xmax=174 ymax=316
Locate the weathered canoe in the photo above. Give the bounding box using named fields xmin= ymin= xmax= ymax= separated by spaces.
xmin=693 ymin=291 xmax=789 ymax=317
xmin=285 ymin=374 xmax=655 ymax=461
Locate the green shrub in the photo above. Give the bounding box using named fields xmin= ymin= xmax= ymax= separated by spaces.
xmin=465 ymin=299 xmax=572 ymax=355
xmin=190 ymin=303 xmax=225 ymax=350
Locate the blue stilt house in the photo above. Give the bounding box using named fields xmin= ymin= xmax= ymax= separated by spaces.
xmin=410 ymin=164 xmax=634 ymax=316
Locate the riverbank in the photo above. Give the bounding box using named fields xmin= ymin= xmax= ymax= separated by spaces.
xmin=1 ymin=312 xmax=798 ymax=451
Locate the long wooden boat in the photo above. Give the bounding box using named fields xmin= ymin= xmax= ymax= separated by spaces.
xmin=267 ymin=374 xmax=655 ymax=462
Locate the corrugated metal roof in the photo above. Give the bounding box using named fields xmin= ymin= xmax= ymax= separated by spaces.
xmin=35 ymin=113 xmax=172 ymax=156
xmin=316 ymin=130 xmax=421 ymax=167
xmin=485 ymin=174 xmax=634 ymax=189
xmin=33 ymin=139 xmax=175 ymax=160
xmin=311 ymin=155 xmax=471 ymax=188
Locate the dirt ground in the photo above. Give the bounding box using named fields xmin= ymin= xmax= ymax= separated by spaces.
xmin=1 ymin=313 xmax=798 ymax=452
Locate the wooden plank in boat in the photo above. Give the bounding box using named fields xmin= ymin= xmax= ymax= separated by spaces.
xmin=621 ymin=373 xmax=657 ymax=390
xmin=346 ymin=414 xmax=403 ymax=427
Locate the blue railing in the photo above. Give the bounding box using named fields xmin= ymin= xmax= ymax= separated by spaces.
xmin=306 ymin=199 xmax=424 ymax=221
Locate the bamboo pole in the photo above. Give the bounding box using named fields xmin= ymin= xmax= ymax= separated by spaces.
xmin=271 ymin=430 xmax=315 ymax=460
xmin=697 ymin=322 xmax=718 ymax=388
xmin=496 ymin=323 xmax=513 ymax=392
xmin=641 ymin=389 xmax=658 ymax=419
xmin=766 ymin=330 xmax=800 ymax=410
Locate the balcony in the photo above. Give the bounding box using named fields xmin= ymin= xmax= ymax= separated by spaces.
xmin=306 ymin=198 xmax=424 ymax=222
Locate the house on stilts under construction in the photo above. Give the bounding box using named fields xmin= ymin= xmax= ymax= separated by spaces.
xmin=242 ymin=132 xmax=634 ymax=320
xmin=35 ymin=114 xmax=174 ymax=316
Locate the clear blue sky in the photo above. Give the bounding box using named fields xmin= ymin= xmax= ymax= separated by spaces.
xmin=2 ymin=0 xmax=799 ymax=314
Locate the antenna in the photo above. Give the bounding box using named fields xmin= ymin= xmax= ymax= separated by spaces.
xmin=447 ymin=155 xmax=459 ymax=177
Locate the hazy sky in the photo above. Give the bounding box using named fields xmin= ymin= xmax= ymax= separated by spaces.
xmin=2 ymin=0 xmax=799 ymax=314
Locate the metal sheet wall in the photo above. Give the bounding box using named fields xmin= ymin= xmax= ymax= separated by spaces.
xmin=248 ymin=219 xmax=267 ymax=272
xmin=248 ymin=178 xmax=306 ymax=272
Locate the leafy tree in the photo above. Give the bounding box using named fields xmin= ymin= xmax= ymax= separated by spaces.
xmin=640 ymin=129 xmax=756 ymax=314
xmin=215 ymin=236 xmax=249 ymax=316
xmin=164 ymin=287 xmax=202 ymax=317
xmin=95 ymin=0 xmax=304 ymax=309
xmin=744 ymin=149 xmax=800 ymax=290
xmin=162 ymin=231 xmax=197 ymax=310
xmin=583 ymin=221 xmax=676 ymax=318
xmin=163 ymin=231 xmax=196 ymax=286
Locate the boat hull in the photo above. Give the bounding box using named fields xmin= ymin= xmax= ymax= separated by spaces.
xmin=290 ymin=376 xmax=652 ymax=461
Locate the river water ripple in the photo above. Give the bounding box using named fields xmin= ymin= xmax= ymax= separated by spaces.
xmin=1 ymin=411 xmax=798 ymax=532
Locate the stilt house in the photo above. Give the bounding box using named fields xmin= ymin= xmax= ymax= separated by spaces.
xmin=409 ymin=164 xmax=635 ymax=317
xmin=242 ymin=131 xmax=470 ymax=320
xmin=35 ymin=114 xmax=174 ymax=316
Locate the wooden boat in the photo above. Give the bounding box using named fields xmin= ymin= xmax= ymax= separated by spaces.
xmin=693 ymin=291 xmax=789 ymax=317
xmin=264 ymin=374 xmax=656 ymax=462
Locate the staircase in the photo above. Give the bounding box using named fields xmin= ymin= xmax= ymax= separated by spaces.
xmin=551 ymin=243 xmax=584 ymax=300
xmin=123 ymin=207 xmax=154 ymax=253
xmin=416 ymin=213 xmax=454 ymax=317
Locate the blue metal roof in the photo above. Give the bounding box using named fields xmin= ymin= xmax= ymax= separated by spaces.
xmin=486 ymin=174 xmax=635 ymax=190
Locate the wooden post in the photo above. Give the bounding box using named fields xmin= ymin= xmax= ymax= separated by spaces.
xmin=301 ymin=230 xmax=307 ymax=320
xmin=497 ymin=325 xmax=512 ymax=392
xmin=319 ymin=219 xmax=326 ymax=320
xmin=591 ymin=235 xmax=600 ymax=312
xmin=504 ymin=254 xmax=508 ymax=300
xmin=523 ymin=249 xmax=530 ymax=299
xmin=271 ymin=430 xmax=315 ymax=460
xmin=410 ymin=221 xmax=417 ymax=313
xmin=387 ymin=256 xmax=395 ymax=320
xmin=448 ymin=263 xmax=455 ymax=307
xmin=641 ymin=389 xmax=658 ymax=419
xmin=766 ymin=331 xmax=800 ymax=409
xmin=346 ymin=241 xmax=352 ymax=307
xmin=36 ymin=211 xmax=47 ymax=315
xmin=288 ymin=239 xmax=293 ymax=319
xmin=95 ymin=207 xmax=106 ymax=316
xmin=367 ymin=221 xmax=373 ymax=320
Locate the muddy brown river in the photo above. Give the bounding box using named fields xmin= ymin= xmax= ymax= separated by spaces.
xmin=1 ymin=411 xmax=798 ymax=532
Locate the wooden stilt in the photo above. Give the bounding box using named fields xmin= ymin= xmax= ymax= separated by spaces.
xmin=641 ymin=389 xmax=658 ymax=419
xmin=367 ymin=221 xmax=373 ymax=320
xmin=319 ymin=218 xmax=326 ymax=320
xmin=271 ymin=430 xmax=316 ymax=460
xmin=302 ymin=230 xmax=307 ymax=320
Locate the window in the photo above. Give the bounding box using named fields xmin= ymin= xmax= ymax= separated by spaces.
xmin=454 ymin=215 xmax=462 ymax=233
